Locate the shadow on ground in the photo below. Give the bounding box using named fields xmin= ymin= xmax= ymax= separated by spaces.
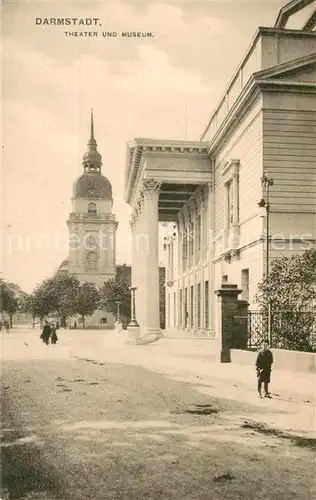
xmin=1 ymin=358 xmax=315 ymax=500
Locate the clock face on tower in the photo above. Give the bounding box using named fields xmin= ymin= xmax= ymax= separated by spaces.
xmin=86 ymin=234 xmax=97 ymax=250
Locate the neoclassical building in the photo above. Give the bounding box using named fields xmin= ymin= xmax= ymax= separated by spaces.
xmin=124 ymin=0 xmax=316 ymax=340
xmin=58 ymin=111 xmax=118 ymax=288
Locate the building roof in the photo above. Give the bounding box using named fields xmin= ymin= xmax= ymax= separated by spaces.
xmin=73 ymin=172 xmax=113 ymax=200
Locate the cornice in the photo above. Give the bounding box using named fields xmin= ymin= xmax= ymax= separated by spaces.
xmin=125 ymin=140 xmax=209 ymax=204
xmin=222 ymin=158 xmax=240 ymax=178
xmin=256 ymin=79 xmax=316 ymax=93
xmin=253 ymin=52 xmax=316 ymax=80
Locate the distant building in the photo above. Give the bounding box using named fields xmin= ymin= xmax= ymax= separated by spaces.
xmin=57 ymin=110 xmax=117 ymax=287
xmin=56 ymin=111 xmax=118 ymax=327
xmin=124 ymin=0 xmax=316 ymax=339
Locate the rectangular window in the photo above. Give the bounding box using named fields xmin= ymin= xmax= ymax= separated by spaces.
xmin=227 ymin=180 xmax=233 ymax=228
xmin=241 ymin=269 xmax=249 ymax=301
xmin=204 ymin=281 xmax=209 ymax=329
xmin=190 ymin=285 xmax=194 ymax=328
xmin=197 ymin=283 xmax=201 ymax=329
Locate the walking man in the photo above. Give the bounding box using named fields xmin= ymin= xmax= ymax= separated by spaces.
xmin=256 ymin=340 xmax=273 ymax=398
xmin=41 ymin=320 xmax=51 ymax=345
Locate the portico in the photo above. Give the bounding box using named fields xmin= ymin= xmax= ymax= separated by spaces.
xmin=125 ymin=139 xmax=212 ymax=341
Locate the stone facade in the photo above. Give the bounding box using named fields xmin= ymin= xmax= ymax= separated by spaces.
xmin=124 ymin=2 xmax=316 ymax=341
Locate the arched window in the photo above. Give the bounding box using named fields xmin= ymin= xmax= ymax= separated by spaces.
xmin=86 ymin=251 xmax=97 ymax=269
xmin=88 ymin=202 xmax=96 ymax=214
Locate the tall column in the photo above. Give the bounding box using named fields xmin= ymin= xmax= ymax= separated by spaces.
xmin=177 ymin=214 xmax=183 ymax=329
xmin=130 ymin=216 xmax=137 ymax=288
xmin=141 ymin=179 xmax=161 ymax=337
xmin=136 ymin=197 xmax=145 ymax=327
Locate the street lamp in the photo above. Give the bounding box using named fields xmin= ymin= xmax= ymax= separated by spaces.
xmin=115 ymin=301 xmax=121 ymax=323
xmin=128 ymin=286 xmax=139 ymax=327
xmin=258 ymin=171 xmax=274 ymax=346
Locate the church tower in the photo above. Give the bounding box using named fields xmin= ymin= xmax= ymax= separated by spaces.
xmin=67 ymin=111 xmax=117 ymax=287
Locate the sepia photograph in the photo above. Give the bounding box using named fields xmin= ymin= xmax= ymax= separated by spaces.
xmin=1 ymin=0 xmax=316 ymax=498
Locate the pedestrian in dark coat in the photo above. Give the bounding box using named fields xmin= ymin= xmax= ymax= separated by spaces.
xmin=41 ymin=320 xmax=51 ymax=345
xmin=51 ymin=324 xmax=58 ymax=345
xmin=256 ymin=340 xmax=273 ymax=398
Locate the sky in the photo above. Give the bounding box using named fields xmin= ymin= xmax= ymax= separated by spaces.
xmin=2 ymin=0 xmax=291 ymax=293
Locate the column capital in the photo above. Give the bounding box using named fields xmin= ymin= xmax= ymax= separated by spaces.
xmin=132 ymin=195 xmax=144 ymax=221
xmin=187 ymin=199 xmax=194 ymax=216
xmin=141 ymin=179 xmax=161 ymax=197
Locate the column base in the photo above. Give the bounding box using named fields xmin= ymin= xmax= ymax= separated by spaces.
xmin=136 ymin=334 xmax=161 ymax=345
xmin=125 ymin=324 xmax=141 ymax=345
xmin=141 ymin=326 xmax=163 ymax=338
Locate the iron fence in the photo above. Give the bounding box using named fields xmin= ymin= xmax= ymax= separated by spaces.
xmin=247 ymin=310 xmax=316 ymax=352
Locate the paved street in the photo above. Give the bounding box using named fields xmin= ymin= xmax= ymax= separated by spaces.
xmin=1 ymin=330 xmax=315 ymax=500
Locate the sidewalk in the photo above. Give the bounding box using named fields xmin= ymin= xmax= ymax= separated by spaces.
xmin=68 ymin=330 xmax=316 ymax=436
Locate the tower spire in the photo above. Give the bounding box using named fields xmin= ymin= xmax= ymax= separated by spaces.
xmin=83 ymin=109 xmax=102 ymax=172
xmin=88 ymin=108 xmax=97 ymax=148
xmin=90 ymin=108 xmax=95 ymax=139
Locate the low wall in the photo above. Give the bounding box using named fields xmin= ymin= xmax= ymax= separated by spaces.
xmin=231 ymin=348 xmax=316 ymax=374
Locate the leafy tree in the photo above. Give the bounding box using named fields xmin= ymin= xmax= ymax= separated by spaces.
xmin=101 ymin=277 xmax=131 ymax=324
xmin=21 ymin=293 xmax=40 ymax=326
xmin=46 ymin=275 xmax=80 ymax=327
xmin=255 ymin=248 xmax=316 ymax=351
xmin=28 ymin=275 xmax=80 ymax=326
xmin=6 ymin=294 xmax=19 ymax=328
xmin=74 ymin=282 xmax=100 ymax=328
xmin=0 ymin=279 xmax=23 ymax=327
xmin=31 ymin=279 xmax=57 ymax=322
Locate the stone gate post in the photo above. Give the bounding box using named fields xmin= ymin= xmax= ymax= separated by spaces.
xmin=215 ymin=284 xmax=242 ymax=362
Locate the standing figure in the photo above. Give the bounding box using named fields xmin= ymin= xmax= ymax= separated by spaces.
xmin=256 ymin=340 xmax=273 ymax=398
xmin=5 ymin=321 xmax=10 ymax=334
xmin=41 ymin=320 xmax=51 ymax=345
xmin=51 ymin=324 xmax=58 ymax=345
